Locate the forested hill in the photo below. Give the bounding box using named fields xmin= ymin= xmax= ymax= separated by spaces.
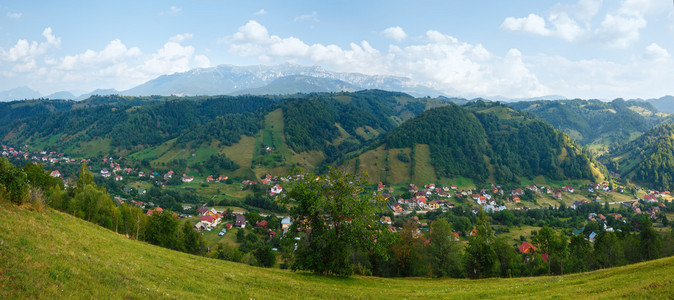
xmin=509 ymin=99 xmax=670 ymax=150
xmin=370 ymin=101 xmax=603 ymax=184
xmin=604 ymin=123 xmax=674 ymax=190
xmin=0 ymin=90 xmax=451 ymax=177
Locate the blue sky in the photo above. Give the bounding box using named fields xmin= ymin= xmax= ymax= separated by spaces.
xmin=1 ymin=0 xmax=673 ymax=99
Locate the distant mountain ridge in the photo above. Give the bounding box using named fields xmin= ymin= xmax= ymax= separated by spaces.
xmin=0 ymin=86 xmax=41 ymax=101
xmin=121 ymin=63 xmax=451 ymax=97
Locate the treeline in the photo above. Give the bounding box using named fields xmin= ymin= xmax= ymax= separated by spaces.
xmin=281 ymin=170 xmax=672 ymax=278
xmin=0 ymin=95 xmax=276 ymax=153
xmin=0 ymin=158 xmax=205 ymax=255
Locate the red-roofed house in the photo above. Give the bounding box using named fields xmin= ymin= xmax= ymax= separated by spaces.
xmin=50 ymin=170 xmax=61 ymax=178
xmin=519 ymin=242 xmax=536 ymax=254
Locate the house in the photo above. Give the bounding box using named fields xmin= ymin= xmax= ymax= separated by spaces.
xmin=428 ymin=201 xmax=440 ymax=210
xmin=138 ymin=171 xmax=145 ymax=177
xmin=235 ymin=214 xmax=246 ymax=228
xmin=644 ymin=194 xmax=657 ymax=202
xmin=391 ymin=203 xmax=403 ymax=212
xmin=200 ymin=215 xmax=220 ymax=228
xmin=270 ymin=184 xmax=283 ymax=195
xmin=146 ymin=207 xmax=163 ymax=216
xmin=181 ymin=174 xmax=194 ymax=183
xmin=281 ymin=217 xmax=293 ymax=232
xmin=571 ymin=201 xmax=585 ymax=209
xmin=552 ymin=189 xmax=562 ymax=200
xmin=100 ymin=168 xmax=111 ymax=177
xmin=377 ymin=182 xmax=384 ymax=191
xmin=512 ymin=196 xmax=521 ymax=203
xmin=196 ymin=205 xmax=210 ymax=216
xmin=256 ymin=220 xmax=268 ymax=228
xmin=50 ymin=170 xmax=61 ymax=178
xmin=206 ymin=175 xmax=215 ymax=182
xmin=115 ymin=175 xmax=123 ymax=181
xmin=380 ymin=216 xmax=392 ymax=224
xmin=572 ymin=227 xmax=585 ymax=236
xmin=589 ymin=232 xmax=597 ymax=242
xmin=511 ymin=188 xmax=524 ymax=196
xmin=562 ymin=185 xmax=575 ymax=193
xmin=519 ymin=242 xmax=536 ymax=254
xmin=194 ymin=221 xmax=210 ymax=232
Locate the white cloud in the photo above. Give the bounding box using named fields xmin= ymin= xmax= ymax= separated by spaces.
xmin=294 ymin=12 xmax=318 ymax=22
xmin=644 ymin=43 xmax=671 ymax=61
xmin=501 ymin=14 xmax=551 ymax=36
xmin=501 ymin=12 xmax=584 ymax=42
xmin=382 ymin=26 xmax=408 ymax=42
xmin=254 ymin=9 xmax=266 ymax=16
xmin=503 ymin=0 xmax=671 ymax=47
xmin=6 ymin=11 xmax=22 ymax=19
xmin=168 ymin=33 xmax=193 ymax=43
xmin=141 ymin=40 xmax=210 ymax=75
xmin=225 ymin=21 xmax=549 ymax=98
xmin=161 ymin=6 xmax=182 ymax=16
xmin=594 ymin=12 xmax=646 ymax=48
xmin=527 ymin=50 xmax=674 ymax=99
xmin=46 ymin=36 xmax=210 ymax=90
xmin=1 ymin=27 xmax=60 ymax=63
xmin=58 ymin=39 xmax=141 ymax=70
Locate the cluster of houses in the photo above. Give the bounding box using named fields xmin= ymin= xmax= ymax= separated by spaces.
xmin=388 ymin=183 xmax=456 ymax=213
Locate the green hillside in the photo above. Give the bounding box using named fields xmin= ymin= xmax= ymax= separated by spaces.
xmin=510 ymin=99 xmax=670 ymax=152
xmin=605 ymin=123 xmax=674 ymax=190
xmin=366 ymin=102 xmax=603 ymax=185
xmin=0 ymin=91 xmax=453 ymax=176
xmin=1 ymin=200 xmax=672 ymax=299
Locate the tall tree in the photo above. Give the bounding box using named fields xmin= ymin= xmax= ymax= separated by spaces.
xmin=286 ymin=169 xmax=388 ymax=276
xmin=429 ymin=218 xmax=462 ymax=277
xmin=464 ymin=209 xmax=496 ymax=279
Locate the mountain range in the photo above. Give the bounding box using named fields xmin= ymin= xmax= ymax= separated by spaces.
xmin=2 ymin=64 xmax=673 ymax=108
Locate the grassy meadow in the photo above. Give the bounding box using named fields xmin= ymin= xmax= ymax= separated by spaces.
xmin=1 ymin=200 xmax=673 ymax=299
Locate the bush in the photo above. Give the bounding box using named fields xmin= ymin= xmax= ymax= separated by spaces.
xmin=0 ymin=157 xmax=28 ymax=205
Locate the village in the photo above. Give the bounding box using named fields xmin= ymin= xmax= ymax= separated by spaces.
xmin=3 ymin=143 xmax=672 ymax=254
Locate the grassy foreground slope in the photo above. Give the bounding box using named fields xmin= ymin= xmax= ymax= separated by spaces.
xmin=1 ymin=201 xmax=673 ymax=299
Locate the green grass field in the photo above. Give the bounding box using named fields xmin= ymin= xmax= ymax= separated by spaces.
xmin=2 ymin=200 xmax=673 ymax=299
xmin=412 ymin=144 xmax=437 ymax=185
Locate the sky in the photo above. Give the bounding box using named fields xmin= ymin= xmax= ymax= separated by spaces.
xmin=1 ymin=0 xmax=673 ymax=99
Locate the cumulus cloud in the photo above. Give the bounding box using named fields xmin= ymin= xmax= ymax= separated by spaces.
xmin=644 ymin=43 xmax=671 ymax=61
xmin=6 ymin=11 xmax=22 ymax=19
xmin=0 ymin=27 xmax=60 ymax=73
xmin=254 ymin=9 xmax=266 ymax=16
xmin=501 ymin=14 xmax=551 ymax=36
xmin=382 ymin=26 xmax=408 ymax=42
xmin=225 ymin=20 xmax=549 ymax=98
xmin=501 ymin=12 xmax=584 ymax=42
xmin=36 ymin=35 xmax=211 ymax=91
xmin=503 ymin=0 xmax=671 ymax=47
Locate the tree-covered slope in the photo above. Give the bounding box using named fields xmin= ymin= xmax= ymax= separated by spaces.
xmin=379 ymin=102 xmax=602 ymax=183
xmin=510 ymin=99 xmax=669 ymax=149
xmin=604 ymin=123 xmax=674 ymax=190
xmin=0 ymin=90 xmax=452 ymax=175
